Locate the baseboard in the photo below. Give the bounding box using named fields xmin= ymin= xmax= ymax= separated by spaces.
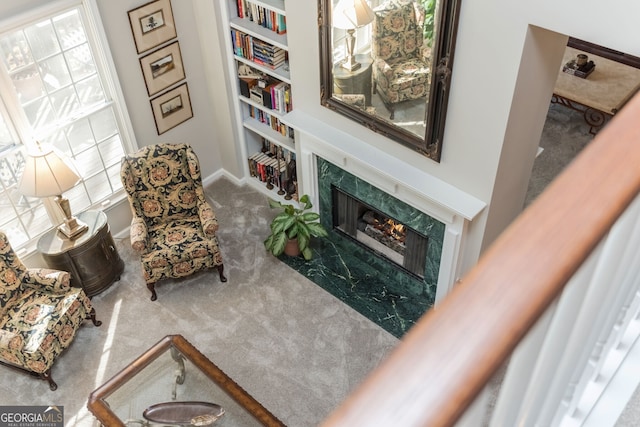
xmin=202 ymin=169 xmax=245 ymax=188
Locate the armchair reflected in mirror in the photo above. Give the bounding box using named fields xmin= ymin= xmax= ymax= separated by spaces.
xmin=319 ymin=0 xmax=461 ymax=161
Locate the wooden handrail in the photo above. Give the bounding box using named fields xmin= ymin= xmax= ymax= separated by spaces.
xmin=320 ymin=92 xmax=640 ymax=427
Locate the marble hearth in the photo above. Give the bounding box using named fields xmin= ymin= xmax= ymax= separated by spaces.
xmin=282 ymin=158 xmax=445 ymax=337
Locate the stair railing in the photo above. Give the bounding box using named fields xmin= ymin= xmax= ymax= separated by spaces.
xmin=320 ymin=91 xmax=640 ymax=427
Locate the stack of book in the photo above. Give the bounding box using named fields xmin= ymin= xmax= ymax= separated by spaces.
xmin=236 ymin=0 xmax=287 ymax=35
xmin=230 ymin=30 xmax=287 ymax=70
xmin=252 ymin=38 xmax=286 ymax=69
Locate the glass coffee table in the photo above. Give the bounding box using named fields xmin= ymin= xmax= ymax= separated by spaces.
xmin=88 ymin=335 xmax=286 ymax=426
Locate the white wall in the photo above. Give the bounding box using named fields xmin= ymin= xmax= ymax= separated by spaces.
xmin=93 ymin=0 xmax=226 ymax=177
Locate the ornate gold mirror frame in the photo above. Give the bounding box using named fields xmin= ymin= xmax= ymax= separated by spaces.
xmin=319 ymin=0 xmax=461 ymax=161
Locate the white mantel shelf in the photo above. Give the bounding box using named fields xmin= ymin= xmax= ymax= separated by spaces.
xmin=285 ymin=109 xmax=486 ymax=223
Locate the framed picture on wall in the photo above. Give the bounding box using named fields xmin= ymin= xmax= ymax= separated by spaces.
xmin=139 ymin=41 xmax=185 ymax=96
xmin=128 ymin=0 xmax=177 ymax=54
xmin=150 ymin=83 xmax=193 ymax=134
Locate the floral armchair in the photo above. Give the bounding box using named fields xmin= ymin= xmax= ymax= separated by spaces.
xmin=372 ymin=0 xmax=430 ymax=119
xmin=0 ymin=231 xmax=101 ymax=390
xmin=120 ymin=143 xmax=226 ymax=301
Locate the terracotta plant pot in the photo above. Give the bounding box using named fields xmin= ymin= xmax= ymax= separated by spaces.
xmin=283 ymin=238 xmax=300 ymax=257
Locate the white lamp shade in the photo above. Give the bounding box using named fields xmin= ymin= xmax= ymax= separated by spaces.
xmin=19 ymin=145 xmax=81 ymax=197
xmin=333 ymin=0 xmax=375 ymax=29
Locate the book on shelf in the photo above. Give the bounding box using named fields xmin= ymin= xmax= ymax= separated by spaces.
xmin=271 ymin=81 xmax=285 ymax=112
xmin=252 ymin=44 xmax=286 ymax=69
xmin=230 ymin=29 xmax=286 ymax=70
xmin=248 ymin=105 xmax=295 ymax=138
xmin=267 ymin=82 xmax=292 ymax=114
xmin=247 ymin=151 xmax=262 ymax=177
xmin=249 ymin=150 xmax=279 ymax=183
xmin=261 ymin=83 xmax=273 ymax=112
xmin=252 ymin=38 xmax=284 ymax=54
xmin=236 ymin=0 xmax=244 ymax=18
xmin=236 ymin=0 xmax=287 ymax=35
xmin=247 ymin=139 xmax=296 ymax=195
xmin=253 ymin=48 xmax=285 ymax=62
xmin=252 ymin=57 xmax=286 ymax=70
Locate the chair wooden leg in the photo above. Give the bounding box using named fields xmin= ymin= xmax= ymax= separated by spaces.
xmin=218 ymin=264 xmax=227 ymax=282
xmin=41 ymin=369 xmax=58 ymax=391
xmin=147 ymin=282 xmax=158 ymax=301
xmin=86 ymin=308 xmax=102 ymax=327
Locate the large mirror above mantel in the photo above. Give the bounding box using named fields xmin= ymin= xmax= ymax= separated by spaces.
xmin=318 ymin=0 xmax=461 ymax=162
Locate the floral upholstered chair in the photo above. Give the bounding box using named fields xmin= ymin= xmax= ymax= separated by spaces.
xmin=120 ymin=143 xmax=226 ymax=301
xmin=372 ymin=0 xmax=430 ymax=119
xmin=0 ymin=231 xmax=101 ymax=390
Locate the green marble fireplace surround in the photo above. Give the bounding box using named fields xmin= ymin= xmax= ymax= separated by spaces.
xmin=282 ymin=157 xmax=445 ymax=337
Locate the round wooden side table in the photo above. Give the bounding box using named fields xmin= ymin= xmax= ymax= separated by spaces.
xmin=333 ymin=54 xmax=373 ymax=105
xmin=38 ymin=210 xmax=124 ymax=297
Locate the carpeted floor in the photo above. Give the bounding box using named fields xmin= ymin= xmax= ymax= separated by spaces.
xmin=0 ymin=179 xmax=398 ymax=426
xmin=525 ymin=102 xmax=593 ymax=206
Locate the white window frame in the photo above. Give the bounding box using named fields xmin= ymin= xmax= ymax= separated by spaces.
xmin=0 ymin=0 xmax=136 ymax=252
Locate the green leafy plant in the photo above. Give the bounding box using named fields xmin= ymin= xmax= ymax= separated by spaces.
xmin=264 ymin=194 xmax=328 ymax=260
xmin=419 ymin=0 xmax=436 ymax=46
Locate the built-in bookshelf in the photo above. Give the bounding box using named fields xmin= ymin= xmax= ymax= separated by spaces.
xmin=224 ymin=0 xmax=298 ymax=201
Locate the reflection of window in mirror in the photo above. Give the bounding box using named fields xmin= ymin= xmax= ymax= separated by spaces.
xmin=331 ymin=0 xmax=436 ymax=139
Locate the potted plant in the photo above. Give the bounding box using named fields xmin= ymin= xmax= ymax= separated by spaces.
xmin=264 ymin=194 xmax=328 ymax=260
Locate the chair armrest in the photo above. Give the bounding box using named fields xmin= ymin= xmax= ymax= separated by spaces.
xmin=130 ymin=216 xmax=148 ymax=251
xmin=198 ymin=201 xmax=219 ymax=236
xmin=374 ymin=58 xmax=394 ymax=80
xmin=22 ymin=268 xmax=71 ymax=293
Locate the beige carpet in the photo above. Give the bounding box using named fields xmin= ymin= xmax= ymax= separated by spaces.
xmin=0 ymin=178 xmax=397 ymax=426
xmin=525 ymin=102 xmax=593 ymax=206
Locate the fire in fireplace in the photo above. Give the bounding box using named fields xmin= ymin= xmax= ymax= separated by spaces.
xmin=332 ymin=186 xmax=428 ymax=278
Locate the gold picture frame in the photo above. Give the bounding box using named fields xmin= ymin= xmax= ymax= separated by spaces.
xmin=150 ymin=83 xmax=193 ymax=134
xmin=128 ymin=0 xmax=177 ymax=54
xmin=140 ymin=41 xmax=185 ymax=96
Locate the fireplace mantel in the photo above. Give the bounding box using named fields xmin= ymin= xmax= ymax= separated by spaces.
xmin=287 ymin=110 xmax=485 ymax=222
xmin=287 ymin=110 xmax=486 ymax=302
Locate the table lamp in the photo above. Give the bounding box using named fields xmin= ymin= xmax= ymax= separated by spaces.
xmin=19 ymin=143 xmax=88 ymax=239
xmin=333 ymin=0 xmax=375 ymax=71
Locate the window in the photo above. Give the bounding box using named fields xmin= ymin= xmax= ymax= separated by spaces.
xmin=331 ymin=0 xmax=382 ymax=62
xmin=0 ymin=2 xmax=133 ymax=248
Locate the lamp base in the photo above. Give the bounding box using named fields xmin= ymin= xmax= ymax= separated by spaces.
xmin=58 ymin=216 xmax=88 ymax=239
xmin=340 ymin=28 xmax=361 ymax=71
xmin=340 ymin=56 xmax=361 ymax=71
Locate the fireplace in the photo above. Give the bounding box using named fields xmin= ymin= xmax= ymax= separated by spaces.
xmin=332 ymin=186 xmax=429 ymax=278
xmin=279 ymin=124 xmax=485 ymax=337
xmin=286 ymin=157 xmax=446 ymax=336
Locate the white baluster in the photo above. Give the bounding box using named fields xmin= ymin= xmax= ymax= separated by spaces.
xmin=556 ymin=195 xmax=640 ymax=425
